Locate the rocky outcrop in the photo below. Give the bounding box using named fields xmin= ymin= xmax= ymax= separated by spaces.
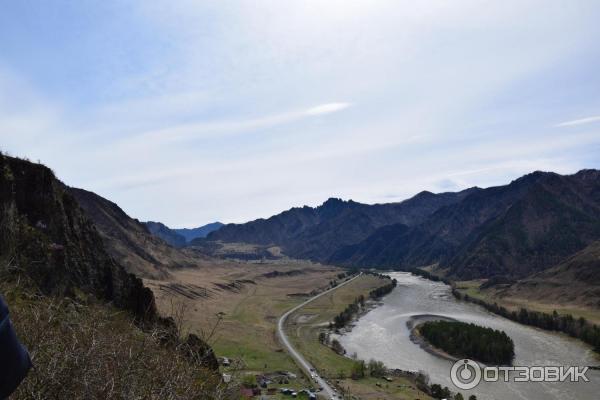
xmin=0 ymin=155 xmax=156 ymax=319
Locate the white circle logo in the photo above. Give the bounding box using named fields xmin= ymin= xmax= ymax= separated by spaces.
xmin=450 ymin=359 xmax=482 ymax=390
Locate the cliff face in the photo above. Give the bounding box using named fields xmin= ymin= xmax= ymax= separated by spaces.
xmin=0 ymin=155 xmax=155 ymax=318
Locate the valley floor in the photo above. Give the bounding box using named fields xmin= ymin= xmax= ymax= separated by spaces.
xmin=146 ymin=259 xmax=343 ymax=395
xmin=145 ymin=260 xmax=431 ymax=399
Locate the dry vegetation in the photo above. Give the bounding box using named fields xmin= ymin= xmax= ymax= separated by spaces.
xmin=455 ymin=279 xmax=600 ymax=325
xmin=1 ymin=275 xmax=229 ymax=400
xmin=146 ymin=260 xmax=342 ymax=379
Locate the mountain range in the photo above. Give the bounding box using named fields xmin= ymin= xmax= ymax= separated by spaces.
xmin=207 ymin=190 xmax=476 ymax=260
xmin=7 ymin=151 xmax=597 ymax=306
xmin=207 ymin=169 xmax=600 ymax=281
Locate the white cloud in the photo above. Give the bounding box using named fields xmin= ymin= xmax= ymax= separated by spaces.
xmin=556 ymin=116 xmax=600 ymax=127
xmin=2 ymin=1 xmax=600 ymax=226
xmin=305 ymin=102 xmax=351 ymax=116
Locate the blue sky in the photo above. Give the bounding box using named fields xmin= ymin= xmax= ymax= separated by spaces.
xmin=1 ymin=1 xmax=599 ymax=227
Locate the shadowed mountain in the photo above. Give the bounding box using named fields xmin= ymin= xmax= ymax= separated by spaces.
xmin=331 ymin=169 xmax=600 ymax=279
xmin=144 ymin=221 xmax=224 ymax=247
xmin=206 ymin=189 xmax=477 ymax=261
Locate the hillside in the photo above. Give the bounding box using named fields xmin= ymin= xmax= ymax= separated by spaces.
xmin=331 ymin=170 xmax=600 ymax=279
xmin=494 ymin=239 xmax=600 ymax=308
xmin=0 ymin=154 xmax=221 ymax=398
xmin=70 ymin=188 xmax=204 ymax=279
xmin=0 ymin=155 xmax=154 ymax=315
xmin=207 ymin=190 xmax=476 ymax=261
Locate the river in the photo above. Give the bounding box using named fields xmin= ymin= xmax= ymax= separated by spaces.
xmin=337 ymin=272 xmax=600 ymax=400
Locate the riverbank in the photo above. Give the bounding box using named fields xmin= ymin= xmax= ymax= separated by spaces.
xmin=285 ymin=274 xmax=434 ymax=400
xmin=452 ymin=284 xmax=600 ymax=358
xmin=337 ymin=271 xmax=600 ymax=400
xmin=411 ymin=268 xmax=600 ymax=357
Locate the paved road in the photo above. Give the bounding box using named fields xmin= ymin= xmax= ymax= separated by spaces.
xmin=277 ymin=273 xmax=362 ymax=400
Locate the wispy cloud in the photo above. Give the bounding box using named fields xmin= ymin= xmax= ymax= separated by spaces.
xmin=305 ymin=102 xmax=351 ymax=116
xmin=2 ymin=1 xmax=600 ymax=226
xmin=116 ymin=102 xmax=352 ymax=147
xmin=555 ymin=115 xmax=600 ymax=127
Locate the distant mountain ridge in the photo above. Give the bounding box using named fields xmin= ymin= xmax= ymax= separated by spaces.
xmin=144 ymin=221 xmax=224 ymax=247
xmin=144 ymin=221 xmax=187 ymax=248
xmin=332 ymin=169 xmax=600 ymax=279
xmin=174 ymin=222 xmax=224 ymax=242
xmin=207 ymin=169 xmax=600 ymax=280
xmin=207 ymin=189 xmax=477 ymax=260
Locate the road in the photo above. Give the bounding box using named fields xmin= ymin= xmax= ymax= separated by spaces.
xmin=276 ymin=273 xmax=362 ymax=400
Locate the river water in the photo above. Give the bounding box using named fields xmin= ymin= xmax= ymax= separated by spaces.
xmin=337 ymin=272 xmax=600 ymax=400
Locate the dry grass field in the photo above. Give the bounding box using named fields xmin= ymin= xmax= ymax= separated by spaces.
xmin=455 ymin=280 xmax=600 ymax=325
xmin=145 ymin=259 xmax=342 ymax=386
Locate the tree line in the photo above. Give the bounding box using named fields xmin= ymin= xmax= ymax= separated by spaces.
xmin=330 ymin=274 xmax=397 ymax=330
xmin=419 ymin=320 xmax=515 ymax=365
xmin=332 ymin=295 xmax=366 ymax=329
xmin=368 ymin=278 xmax=397 ymax=299
xmin=453 ymin=290 xmax=600 ymax=353
xmin=410 ymin=268 xmax=452 ymax=285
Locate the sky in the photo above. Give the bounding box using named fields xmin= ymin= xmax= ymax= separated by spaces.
xmin=1 ymin=0 xmax=600 ymax=227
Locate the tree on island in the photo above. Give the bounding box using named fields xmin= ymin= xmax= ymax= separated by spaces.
xmin=419 ymin=320 xmax=514 ymax=365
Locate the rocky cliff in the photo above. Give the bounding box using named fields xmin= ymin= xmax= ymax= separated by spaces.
xmin=0 ymin=155 xmax=155 ymax=318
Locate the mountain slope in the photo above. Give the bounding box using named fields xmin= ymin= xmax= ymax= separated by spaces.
xmin=331 ymin=170 xmax=600 ymax=279
xmin=207 ymin=190 xmax=476 ymax=260
xmin=69 ymin=188 xmax=201 ymax=279
xmin=0 ymin=154 xmax=220 ymax=398
xmin=494 ymin=239 xmax=600 ymax=308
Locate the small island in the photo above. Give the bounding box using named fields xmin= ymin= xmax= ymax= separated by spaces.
xmin=418 ymin=320 xmax=515 ymax=365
